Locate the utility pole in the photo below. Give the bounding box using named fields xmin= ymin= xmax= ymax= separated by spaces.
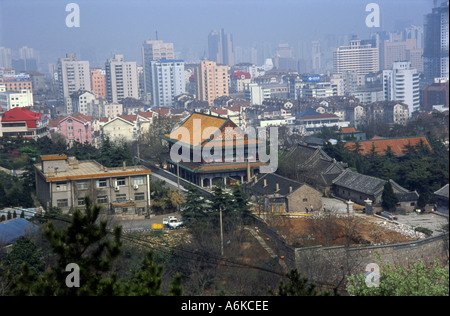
xmin=177 ymin=161 xmax=180 ymax=194
xmin=220 ymin=206 xmax=224 ymax=256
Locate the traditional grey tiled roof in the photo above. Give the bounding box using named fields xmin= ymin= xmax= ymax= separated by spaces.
xmin=396 ymin=192 xmax=420 ymax=202
xmin=284 ymin=144 xmax=346 ymax=187
xmin=435 ymin=184 xmax=449 ymax=199
xmin=332 ymin=169 xmax=386 ymax=196
xmin=245 ymin=173 xmax=304 ymax=197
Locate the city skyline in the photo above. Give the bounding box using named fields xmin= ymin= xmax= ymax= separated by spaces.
xmin=0 ymin=0 xmax=436 ymax=69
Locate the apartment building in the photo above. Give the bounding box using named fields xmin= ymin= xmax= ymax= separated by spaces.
xmin=70 ymin=90 xmax=97 ymax=116
xmin=0 ymin=74 xmax=33 ymax=93
xmin=333 ymin=40 xmax=379 ymax=75
xmin=148 ymin=59 xmax=185 ymax=107
xmin=383 ymin=61 xmax=420 ymax=116
xmin=90 ymin=68 xmax=107 ymax=99
xmin=141 ymin=39 xmax=175 ymax=100
xmin=423 ymin=1 xmax=449 ymax=80
xmin=105 ymin=54 xmax=139 ymax=103
xmin=57 ymin=54 xmax=91 ymax=115
xmin=195 ymin=60 xmax=229 ymax=106
xmin=34 ymin=155 xmax=151 ymax=215
xmin=0 ymin=89 xmax=34 ymax=110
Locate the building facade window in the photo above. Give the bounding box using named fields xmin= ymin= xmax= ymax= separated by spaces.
xmin=57 ymin=199 xmax=69 ymax=208
xmin=116 ymin=194 xmax=127 ymax=202
xmin=96 ymin=179 xmax=107 ymax=188
xmin=134 ymin=176 xmax=144 ymax=186
xmin=76 ymin=181 xmax=88 ymax=190
xmin=116 ymin=178 xmax=126 ymax=186
xmin=56 ymin=182 xmax=68 ymax=191
xmin=135 ymin=192 xmax=145 ymax=201
xmin=97 ymin=196 xmax=108 ymax=204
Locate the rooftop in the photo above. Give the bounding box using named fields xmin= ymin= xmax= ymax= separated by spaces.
xmin=344 ymin=136 xmax=431 ymax=156
xmin=0 ymin=218 xmax=38 ymax=244
xmin=332 ymin=169 xmax=386 ymax=196
xmin=245 ymin=173 xmax=305 ymax=197
xmin=163 ymin=112 xmax=257 ymax=148
xmin=35 ymin=158 xmax=151 ymax=182
xmin=435 ymin=184 xmax=449 ymax=199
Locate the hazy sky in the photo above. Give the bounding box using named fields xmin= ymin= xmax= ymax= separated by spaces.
xmin=0 ymin=0 xmax=435 ymax=68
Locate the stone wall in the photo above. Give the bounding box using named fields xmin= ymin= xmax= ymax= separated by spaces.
xmin=295 ymin=233 xmax=449 ymax=287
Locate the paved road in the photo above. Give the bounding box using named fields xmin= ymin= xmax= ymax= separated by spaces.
xmin=105 ymin=212 xmax=180 ymax=233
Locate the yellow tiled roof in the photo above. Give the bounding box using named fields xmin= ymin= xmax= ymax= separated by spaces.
xmin=166 ymin=113 xmax=231 ymax=146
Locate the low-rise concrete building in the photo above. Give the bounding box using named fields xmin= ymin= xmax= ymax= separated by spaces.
xmin=34 ymin=155 xmax=151 ymax=216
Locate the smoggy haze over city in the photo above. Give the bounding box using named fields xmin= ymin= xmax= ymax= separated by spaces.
xmin=0 ymin=0 xmax=435 ymax=68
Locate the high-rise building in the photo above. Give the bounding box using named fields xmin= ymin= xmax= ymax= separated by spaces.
xmin=195 ymin=60 xmax=229 ymax=106
xmin=105 ymin=54 xmax=139 ymax=103
xmin=383 ymin=39 xmax=416 ymax=70
xmin=57 ymin=53 xmax=91 ymax=115
xmin=333 ymin=40 xmax=379 ymax=75
xmin=148 ymin=59 xmax=185 ymax=107
xmin=90 ymin=68 xmax=107 ymax=99
xmin=208 ymin=29 xmax=234 ymax=66
xmin=383 ymin=61 xmax=420 ymax=116
xmin=141 ymin=40 xmax=175 ymax=101
xmin=311 ymin=41 xmax=322 ymax=73
xmin=423 ymin=1 xmax=449 ymax=80
xmin=0 ymin=47 xmax=12 ymax=69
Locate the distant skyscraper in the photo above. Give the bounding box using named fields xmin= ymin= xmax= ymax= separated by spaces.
xmin=148 ymin=59 xmax=185 ymax=107
xmin=383 ymin=39 xmax=420 ymax=70
xmin=311 ymin=41 xmax=322 ymax=73
xmin=141 ymin=39 xmax=175 ymax=101
xmin=333 ymin=40 xmax=379 ymax=75
xmin=423 ymin=1 xmax=449 ymax=80
xmin=0 ymin=47 xmax=12 ymax=69
xmin=208 ymin=29 xmax=234 ymax=66
xmin=195 ymin=60 xmax=229 ymax=106
xmin=383 ymin=61 xmax=420 ymax=116
xmin=57 ymin=53 xmax=91 ymax=115
xmin=105 ymin=54 xmax=139 ymax=103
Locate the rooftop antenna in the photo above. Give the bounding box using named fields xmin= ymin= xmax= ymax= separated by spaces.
xmin=155 ymin=30 xmax=158 ymax=40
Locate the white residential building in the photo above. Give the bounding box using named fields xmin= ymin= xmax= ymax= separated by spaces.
xmin=0 ymin=88 xmax=34 ymax=110
xmin=71 ymin=90 xmax=97 ymax=116
xmin=141 ymin=40 xmax=175 ymax=101
xmin=245 ymin=83 xmax=270 ymax=105
xmin=148 ymin=59 xmax=185 ymax=107
xmin=383 ymin=61 xmax=420 ymax=116
xmin=105 ymin=54 xmax=139 ymax=103
xmin=57 ymin=54 xmax=91 ymax=115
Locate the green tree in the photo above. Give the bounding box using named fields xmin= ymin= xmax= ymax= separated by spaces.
xmin=0 ymin=182 xmax=6 ymax=208
xmin=3 ymin=237 xmax=45 ymax=279
xmin=117 ymin=252 xmax=182 ymax=296
xmin=381 ymin=181 xmax=398 ymax=211
xmin=231 ymin=184 xmax=252 ymax=224
xmin=346 ymin=260 xmax=449 ymax=296
xmin=181 ymin=185 xmax=209 ymax=226
xmin=12 ymin=197 xmax=182 ymax=296
xmin=209 ymin=183 xmax=237 ymax=231
xmin=14 ymin=197 xmax=123 ymax=296
xmin=272 ymin=269 xmax=336 ymax=296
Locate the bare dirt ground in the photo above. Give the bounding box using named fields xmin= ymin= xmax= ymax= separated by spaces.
xmin=265 ymin=214 xmax=416 ymax=247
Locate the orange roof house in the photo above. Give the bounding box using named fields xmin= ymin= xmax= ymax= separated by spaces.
xmin=344 ymin=136 xmax=431 ymax=156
